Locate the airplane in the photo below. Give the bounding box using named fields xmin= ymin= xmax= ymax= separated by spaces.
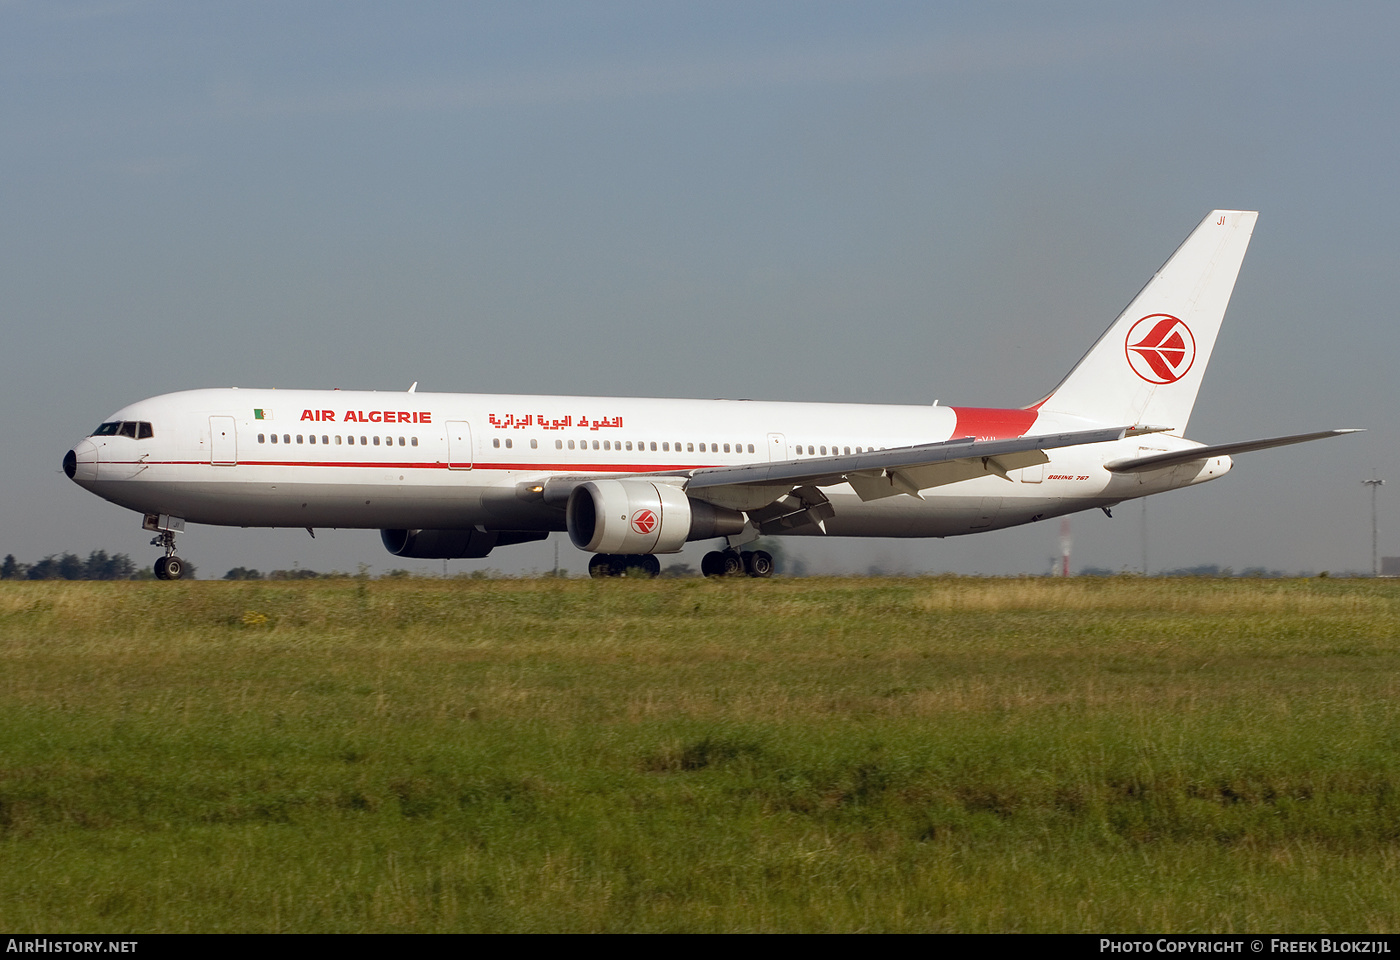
xmin=63 ymin=210 xmax=1358 ymax=580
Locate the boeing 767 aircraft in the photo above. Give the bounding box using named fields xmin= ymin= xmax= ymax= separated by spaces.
xmin=64 ymin=210 xmax=1356 ymax=579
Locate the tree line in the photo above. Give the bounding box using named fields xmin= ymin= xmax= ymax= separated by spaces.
xmin=0 ymin=551 xmax=185 ymax=580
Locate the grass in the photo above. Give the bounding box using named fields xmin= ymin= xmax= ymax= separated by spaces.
xmin=2 ymin=575 xmax=1400 ymax=931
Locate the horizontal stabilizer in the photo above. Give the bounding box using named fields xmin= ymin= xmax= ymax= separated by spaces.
xmin=1104 ymin=429 xmax=1362 ymax=473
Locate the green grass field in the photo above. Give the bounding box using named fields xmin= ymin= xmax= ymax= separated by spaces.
xmin=3 ymin=575 xmax=1400 ymax=932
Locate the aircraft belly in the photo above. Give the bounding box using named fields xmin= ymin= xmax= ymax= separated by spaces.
xmin=785 ymin=490 xmax=1108 ymax=538
xmin=84 ymin=478 xmax=505 ymax=529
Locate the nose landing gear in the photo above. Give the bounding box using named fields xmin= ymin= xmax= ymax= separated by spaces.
xmin=144 ymin=514 xmax=188 ymax=580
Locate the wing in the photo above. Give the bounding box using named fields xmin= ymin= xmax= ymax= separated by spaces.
xmin=687 ymin=425 xmax=1154 ymax=497
xmin=531 ymin=425 xmax=1160 ymax=530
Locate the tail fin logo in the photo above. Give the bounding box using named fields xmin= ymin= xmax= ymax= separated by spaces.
xmin=1125 ymin=315 xmax=1196 ymax=384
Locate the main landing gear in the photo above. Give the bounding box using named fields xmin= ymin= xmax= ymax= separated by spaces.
xmin=701 ymin=548 xmax=773 ymax=579
xmin=588 ymin=554 xmax=662 ymax=579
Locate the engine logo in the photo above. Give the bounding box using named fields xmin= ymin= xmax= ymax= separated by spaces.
xmin=630 ymin=509 xmax=658 ymax=535
xmin=1125 ymin=314 xmax=1196 ymax=384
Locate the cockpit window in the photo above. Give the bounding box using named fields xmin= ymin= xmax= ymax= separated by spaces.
xmin=91 ymin=420 xmax=155 ymax=439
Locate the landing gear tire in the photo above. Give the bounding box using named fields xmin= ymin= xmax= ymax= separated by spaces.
xmin=743 ymin=550 xmax=774 ymax=578
xmin=703 ymin=550 xmax=747 ymax=578
xmin=629 ymin=555 xmax=661 ymax=579
xmin=154 ymin=556 xmax=185 ymax=580
xmin=589 ymin=554 xmax=662 ymax=579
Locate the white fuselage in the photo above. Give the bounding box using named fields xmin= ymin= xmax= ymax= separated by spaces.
xmin=66 ymin=387 xmax=1230 ymax=542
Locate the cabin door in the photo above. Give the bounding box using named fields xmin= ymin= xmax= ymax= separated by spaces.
xmin=447 ymin=421 xmax=473 ymax=470
xmin=210 ymin=417 xmax=237 ymax=466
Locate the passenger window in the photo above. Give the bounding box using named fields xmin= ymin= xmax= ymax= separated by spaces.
xmin=568 ymin=440 xmax=575 ymax=450
xmin=493 ymin=438 xmax=500 ymax=448
xmin=555 ymin=439 xmax=562 ymax=449
xmin=662 ymin=442 xmax=669 ymax=452
xmin=592 ymin=440 xmax=599 ymax=450
xmin=603 ymin=440 xmax=610 ymax=451
xmin=258 ymin=434 xmax=265 ymax=443
xmin=347 ymin=436 xmax=354 ymax=445
xmin=297 ymin=435 xmax=304 ymax=444
xmin=308 ymin=435 xmax=316 ymax=444
xmin=505 ymin=438 xmax=512 ymax=449
xmin=323 ymin=436 xmax=330 ymax=445
xmin=411 ymin=437 xmax=418 ymax=446
xmin=336 ymin=436 xmax=343 ymax=445
xmin=650 ymin=442 xmax=657 ymax=451
xmin=138 ymin=422 xmax=154 ymax=440
xmin=282 ymin=434 xmax=289 ymax=444
xmin=625 ymin=441 xmax=632 ymax=451
xmin=119 ymin=422 xmax=137 ymax=439
xmin=398 ymin=437 xmax=404 ymax=446
xmin=271 ymin=434 xmax=278 ymax=444
xmin=360 ymin=436 xmax=367 ymax=445
xmin=747 ymin=444 xmax=754 ymax=453
xmin=530 ymin=439 xmax=537 ymax=449
xmin=687 ymin=443 xmax=694 ymax=453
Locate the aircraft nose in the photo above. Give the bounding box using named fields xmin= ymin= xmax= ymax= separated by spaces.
xmin=67 ymin=439 xmax=98 ymax=483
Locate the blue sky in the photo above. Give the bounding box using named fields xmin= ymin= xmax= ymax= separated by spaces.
xmin=3 ymin=1 xmax=1396 ymax=576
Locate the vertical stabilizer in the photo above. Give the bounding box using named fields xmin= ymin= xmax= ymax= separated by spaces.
xmin=1035 ymin=210 xmax=1257 ymax=434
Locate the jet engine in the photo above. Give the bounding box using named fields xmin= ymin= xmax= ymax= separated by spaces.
xmin=566 ymin=480 xmax=745 ymax=554
xmin=381 ymin=528 xmax=546 ymax=559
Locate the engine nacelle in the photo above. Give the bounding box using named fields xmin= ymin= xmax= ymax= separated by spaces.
xmin=566 ymin=480 xmax=745 ymax=554
xmin=381 ymin=528 xmax=499 ymax=559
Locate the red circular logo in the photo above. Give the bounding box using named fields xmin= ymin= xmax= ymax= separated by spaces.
xmin=630 ymin=509 xmax=658 ymax=535
xmin=1125 ymin=314 xmax=1196 ymax=384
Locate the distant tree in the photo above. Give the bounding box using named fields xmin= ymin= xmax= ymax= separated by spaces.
xmin=268 ymin=569 xmax=321 ymax=580
xmin=659 ymin=562 xmax=695 ymax=578
xmin=82 ymin=550 xmax=138 ymax=580
xmin=223 ymin=567 xmax=264 ymax=580
xmin=1 ymin=554 xmax=26 ymax=579
xmin=27 ymin=555 xmax=66 ymax=579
